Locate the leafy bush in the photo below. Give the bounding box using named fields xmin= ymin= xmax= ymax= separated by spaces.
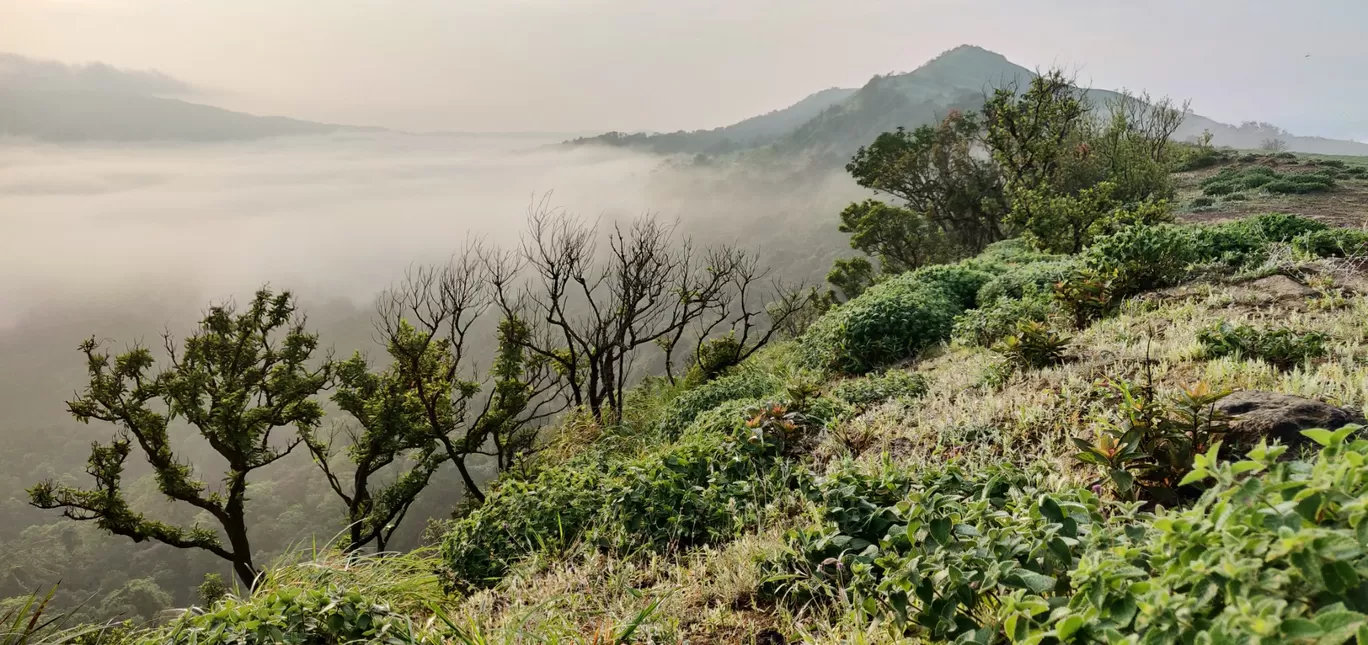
xmin=1198 ymin=321 xmax=1329 ymax=370
xmin=655 ymin=371 xmax=780 ymax=438
xmin=1053 ymin=269 xmax=1118 ymax=329
xmin=1293 ymin=227 xmax=1368 ymax=258
xmin=1072 ymin=380 xmax=1233 ymax=503
xmin=994 ymin=321 xmax=1070 ymax=370
xmin=1188 ymin=196 xmax=1215 ymax=208
xmin=442 ymin=402 xmax=795 ymax=590
xmin=685 ymin=333 xmax=744 ymax=383
xmin=1023 ymin=427 xmax=1368 ymax=643
xmin=906 ymin=263 xmax=998 ymax=309
xmin=1191 ymin=221 xmax=1268 ymax=266
xmin=829 ymin=370 xmax=929 ymax=411
xmin=440 ymin=467 xmax=614 ymax=590
xmin=160 ymin=586 xmax=436 ymax=644
xmin=954 ymin=289 xmax=1058 ymax=347
xmin=1265 ymin=174 xmax=1336 ymax=194
xmin=1243 ymin=212 xmax=1327 ymax=241
xmin=1201 ymin=166 xmax=1337 ymax=195
xmin=761 ymin=463 xmax=1097 ymax=642
xmin=975 ymin=257 xmax=1076 ymax=305
xmin=799 ymin=272 xmax=963 ymax=374
xmin=1201 ymin=181 xmax=1237 ymax=196
xmin=1084 ymin=224 xmax=1197 ymax=295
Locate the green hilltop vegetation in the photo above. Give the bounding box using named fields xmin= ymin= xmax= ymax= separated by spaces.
xmin=571 ymin=45 xmax=1368 ymax=163
xmin=10 ymin=67 xmax=1368 ymax=644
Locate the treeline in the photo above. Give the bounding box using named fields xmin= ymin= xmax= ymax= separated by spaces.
xmin=828 ymin=69 xmax=1192 ymax=300
xmin=21 ymin=201 xmax=819 ymax=595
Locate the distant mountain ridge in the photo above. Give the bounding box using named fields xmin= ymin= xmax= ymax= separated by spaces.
xmin=570 ymin=45 xmax=1368 ymax=159
xmin=0 ymin=53 xmax=374 ymax=142
xmin=0 ymin=88 xmax=374 ymax=142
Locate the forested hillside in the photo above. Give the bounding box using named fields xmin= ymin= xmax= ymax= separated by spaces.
xmin=7 ymin=65 xmax=1368 ymax=644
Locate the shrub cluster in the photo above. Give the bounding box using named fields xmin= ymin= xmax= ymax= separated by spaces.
xmin=1083 ymin=224 xmax=1197 ymax=294
xmin=159 ymin=586 xmax=437 ymax=644
xmin=441 ymin=400 xmax=797 ymax=591
xmin=760 ymin=463 xmax=1098 ymax=642
xmin=1293 ymin=227 xmax=1368 ymax=258
xmin=1201 ymin=165 xmax=1337 ymax=196
xmin=1198 ymin=321 xmax=1330 ymax=370
xmin=1025 ymin=428 xmax=1368 ymax=643
xmin=953 ymin=288 xmax=1058 ymax=347
xmin=828 ymin=369 xmax=929 ymax=412
xmin=799 ymin=264 xmax=995 ymax=374
xmin=655 ymin=370 xmax=781 ymax=438
xmin=762 ymin=427 xmax=1368 ymax=643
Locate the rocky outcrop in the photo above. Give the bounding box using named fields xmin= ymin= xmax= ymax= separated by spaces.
xmin=1217 ymin=390 xmax=1364 ymax=448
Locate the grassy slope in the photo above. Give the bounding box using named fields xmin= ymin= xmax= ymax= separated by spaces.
xmin=89 ymin=225 xmax=1368 ymax=644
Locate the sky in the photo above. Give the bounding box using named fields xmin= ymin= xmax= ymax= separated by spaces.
xmin=2 ymin=0 xmax=1366 ymax=138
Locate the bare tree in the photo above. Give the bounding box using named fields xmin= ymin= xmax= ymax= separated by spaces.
xmin=678 ymin=247 xmax=819 ymax=381
xmin=1103 ymin=90 xmax=1190 ymax=162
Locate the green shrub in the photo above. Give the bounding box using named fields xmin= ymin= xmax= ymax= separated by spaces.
xmin=685 ymin=333 xmax=743 ymax=383
xmin=799 ymin=273 xmax=962 ymax=374
xmin=1265 ymin=174 xmax=1336 ymax=194
xmin=1188 ymin=196 xmax=1215 ymax=208
xmin=1023 ymin=428 xmax=1368 ymax=643
xmin=994 ymin=321 xmax=1070 ymax=370
xmin=440 ymin=467 xmax=614 ymax=590
xmin=1191 ymin=221 xmax=1268 ymax=267
xmin=1084 ymin=224 xmax=1197 ymax=295
xmin=1053 ymin=269 xmax=1118 ymax=329
xmin=1244 ymin=212 xmax=1328 ymax=241
xmin=1073 ymin=380 xmax=1233 ymax=503
xmin=829 ymin=370 xmax=929 ymax=411
xmin=975 ymin=258 xmax=1076 ymax=305
xmin=954 ymin=288 xmax=1058 ymax=347
xmin=974 ymin=238 xmax=1060 ymax=265
xmin=1201 ymin=181 xmax=1237 ymax=196
xmin=906 ymin=263 xmax=998 ymax=309
xmin=610 ymin=428 xmax=792 ymax=552
xmin=1198 ymin=321 xmax=1329 ymax=370
xmin=761 ymin=463 xmax=1096 ymax=642
xmin=160 ymin=586 xmax=437 ymax=644
xmin=1322 ymin=159 xmax=1348 ymax=169
xmin=655 ymin=371 xmax=780 ymax=438
xmin=1293 ymin=227 xmax=1368 ymax=257
xmin=442 ymin=401 xmax=795 ymax=590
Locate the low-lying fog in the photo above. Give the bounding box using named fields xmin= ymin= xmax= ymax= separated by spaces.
xmin=0 ymin=133 xmax=666 ymax=321
xmin=0 ymin=132 xmax=862 ymax=426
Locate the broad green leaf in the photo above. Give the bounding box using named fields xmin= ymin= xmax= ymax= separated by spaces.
xmin=930 ymin=517 xmax=952 ymax=545
xmin=1304 ymin=428 xmax=1336 ymax=447
xmin=1057 ymin=614 xmax=1085 ymax=640
xmin=1282 ymin=618 xmax=1324 ymax=639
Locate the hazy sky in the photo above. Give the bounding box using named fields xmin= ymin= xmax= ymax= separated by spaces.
xmin=3 ymin=0 xmax=1366 ymax=138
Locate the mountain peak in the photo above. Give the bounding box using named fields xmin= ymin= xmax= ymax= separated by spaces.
xmin=915 ymin=45 xmax=1027 ymax=83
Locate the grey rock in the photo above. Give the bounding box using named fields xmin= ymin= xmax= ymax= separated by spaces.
xmin=1217 ymin=390 xmax=1364 ymax=448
